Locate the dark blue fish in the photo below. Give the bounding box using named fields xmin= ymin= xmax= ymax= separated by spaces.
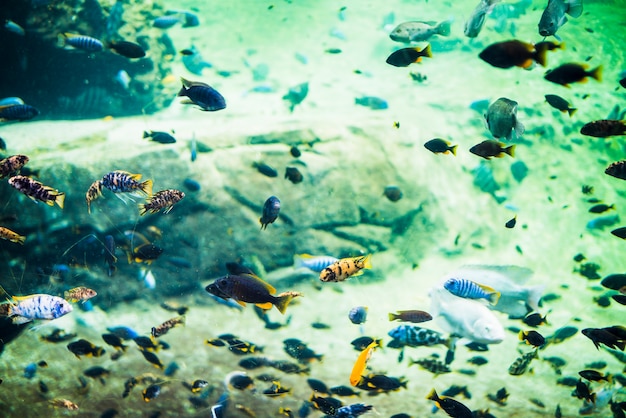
xmin=349 ymin=306 xmax=368 ymax=324
xmin=0 ymin=104 xmax=39 ymax=121
xmin=260 ymin=196 xmax=280 ymax=229
xmin=143 ymin=130 xmax=176 ymax=144
xmin=60 ymin=33 xmax=103 ymax=52
xmin=178 ymin=78 xmax=226 ymax=111
xmin=444 ymin=278 xmax=500 ymax=304
xmin=153 ymin=15 xmax=180 ymax=29
xmin=106 ymin=326 xmax=139 ymax=340
xmin=181 ymin=45 xmax=212 ymax=75
xmin=355 ymin=96 xmax=388 ymax=110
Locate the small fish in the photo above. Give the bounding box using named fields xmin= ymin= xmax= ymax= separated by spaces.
xmin=579 ymin=369 xmax=612 ymax=383
xmin=350 ymin=341 xmax=378 ymax=386
xmin=505 ymin=216 xmax=517 ymax=229
xmin=140 ymin=349 xmax=164 ymax=369
xmin=544 ymin=63 xmax=602 ymax=87
xmin=470 ymin=140 xmax=515 ymax=160
xmin=545 ymin=94 xmax=576 ymax=116
xmin=383 ymin=186 xmax=403 ymax=202
xmin=444 ymin=278 xmax=500 ymax=304
xmin=151 ymin=315 xmax=185 ymax=337
xmin=85 ymin=180 xmax=103 ymax=213
xmin=100 ymin=171 xmax=152 ymax=196
xmin=294 ymin=254 xmax=339 ymax=272
xmin=253 ymin=162 xmax=278 ymax=177
xmin=388 ymin=325 xmax=449 ymax=348
xmin=3 ymin=19 xmax=25 ymax=36
xmin=355 ymin=96 xmax=388 ymax=110
xmin=351 ymin=337 xmax=382 ymax=351
xmin=260 ymin=196 xmax=280 ymax=229
xmin=468 ymin=356 xmax=488 ymax=365
xmin=153 ymin=15 xmax=181 ymax=28
xmin=49 ymin=399 xmax=79 ymax=411
xmin=484 ymin=97 xmax=525 ymax=140
xmin=582 ymin=327 xmax=626 ymax=351
xmin=479 ymin=40 xmax=548 ymax=69
xmin=546 ymin=326 xmax=578 ymax=344
xmin=519 ymin=330 xmax=546 ymax=347
xmin=605 ymin=160 xmax=626 ymax=180
xmin=64 ymin=287 xmax=97 ymax=303
xmin=108 ymin=40 xmax=145 ymax=58
xmin=284 ymin=167 xmax=303 ymax=184
xmin=8 ymin=176 xmax=65 ymax=208
xmin=190 ymin=379 xmax=209 ymax=393
xmin=228 ymin=372 xmax=254 ymax=390
xmin=464 ymin=0 xmax=501 ymax=38
xmin=59 ymin=33 xmax=103 ymax=52
xmin=589 ymin=204 xmax=615 ymax=214
xmin=132 ymin=243 xmax=164 ymax=264
xmin=41 ymin=328 xmax=77 ymax=343
xmin=611 ymin=227 xmax=626 ymax=239
xmin=0 ymin=226 xmax=25 ymax=244
xmin=410 ymin=357 xmax=451 ymax=375
xmin=508 ymin=349 xmax=538 ymax=375
xmin=487 ymin=387 xmax=509 ymax=405
xmin=523 ymin=312 xmax=548 ymax=327
xmin=0 ymin=104 xmax=39 ymax=121
xmin=319 ymin=254 xmax=372 ymax=282
xmin=133 ymin=336 xmax=159 ymax=351
xmin=142 ymin=384 xmax=161 ymax=402
xmin=581 ymin=120 xmax=626 ymax=138
xmin=182 ymin=45 xmax=213 ymax=75
xmin=101 ymin=333 xmax=127 ymax=351
xmin=307 ymin=378 xmax=330 ymax=394
xmin=426 ymin=388 xmax=473 ymax=418
xmin=283 ymin=338 xmax=323 ymax=363
xmin=205 ymin=273 xmax=301 ymax=314
xmin=282 ymin=82 xmax=309 ymax=112
xmin=538 ymin=0 xmax=583 ymax=37
xmin=84 ymin=366 xmax=109 ymax=384
xmin=348 ymin=306 xmax=368 ymax=324
xmin=330 ymin=385 xmax=361 ymax=397
xmin=67 ymin=339 xmax=105 ymax=359
xmin=388 ymin=310 xmax=432 ymax=323
xmin=0 ymin=289 xmax=72 ymax=324
xmin=574 ymin=379 xmax=595 ymax=404
xmin=263 ymin=381 xmax=291 ymax=397
xmin=424 ymin=138 xmax=457 ymax=155
xmin=178 ymin=77 xmax=226 ymax=111
xmin=143 ymin=130 xmax=176 ymax=144
xmin=0 ymin=155 xmax=29 ymax=178
xmin=385 ymin=45 xmax=432 ymax=67
xmin=139 ymin=189 xmax=185 ymax=215
xmin=389 ymin=20 xmax=452 ymax=43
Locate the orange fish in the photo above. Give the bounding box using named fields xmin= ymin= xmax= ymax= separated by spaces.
xmin=320 ymin=255 xmax=372 ymax=282
xmin=349 ymin=341 xmax=378 ymax=386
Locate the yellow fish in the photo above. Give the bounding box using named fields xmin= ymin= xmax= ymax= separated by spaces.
xmin=319 ymin=254 xmax=372 ymax=282
xmin=349 ymin=340 xmax=378 ymax=386
xmin=0 ymin=226 xmax=25 ymax=244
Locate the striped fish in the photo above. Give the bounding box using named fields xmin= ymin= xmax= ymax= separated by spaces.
xmin=0 ymin=293 xmax=73 ymax=324
xmin=101 ymin=171 xmax=153 ymax=196
xmin=59 ymin=33 xmax=103 ymax=52
xmin=443 ymin=277 xmax=500 ymax=304
xmin=293 ymin=254 xmax=339 ymax=272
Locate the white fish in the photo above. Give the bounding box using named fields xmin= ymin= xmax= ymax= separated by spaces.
xmin=449 ymin=265 xmax=544 ymax=318
xmin=464 ymin=0 xmax=501 ymax=38
xmin=430 ymin=279 xmax=505 ymax=345
xmin=0 ymin=293 xmax=73 ymax=324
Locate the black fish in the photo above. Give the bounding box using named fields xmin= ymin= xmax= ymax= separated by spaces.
xmin=108 ymin=40 xmax=146 ymax=58
xmin=385 ymin=45 xmax=432 ymax=67
xmin=545 ymin=94 xmax=576 ymax=116
xmin=178 ymin=77 xmax=226 ymax=111
xmin=581 ymin=120 xmax=626 ymax=138
xmin=67 ymin=339 xmax=105 ymax=358
xmin=426 ymin=388 xmax=473 ymax=418
xmin=544 ymin=63 xmax=602 ymax=87
xmin=285 ymin=167 xmax=303 ymax=184
xmin=383 ymin=186 xmax=403 ymax=202
xmin=606 ymin=161 xmax=626 ymax=180
xmin=470 ymin=140 xmax=515 ymax=160
xmin=424 ymin=138 xmax=457 ymax=155
xmin=582 ymin=327 xmax=626 ymax=350
xmin=260 ymin=196 xmax=280 ymax=229
xmin=601 ymin=274 xmax=626 ymax=291
xmin=253 ymin=162 xmax=278 ymax=177
xmin=132 ymin=244 xmax=163 ymax=264
xmin=0 ymin=104 xmax=39 ymax=121
xmin=143 ymin=130 xmax=176 ymax=144
xmin=505 ymin=216 xmax=517 ymax=229
xmin=479 ymin=40 xmax=548 ymax=69
xmin=589 ymin=204 xmax=614 ymax=213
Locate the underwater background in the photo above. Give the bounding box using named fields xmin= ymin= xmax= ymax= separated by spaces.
xmin=0 ymin=0 xmax=625 ymax=417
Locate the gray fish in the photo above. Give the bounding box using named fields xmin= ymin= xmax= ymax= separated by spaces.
xmin=538 ymin=0 xmax=583 ymax=37
xmin=282 ymin=82 xmax=309 ymax=112
xmin=484 ymin=97 xmax=524 ymax=141
xmin=389 ymin=19 xmax=452 ymax=43
xmin=464 ymin=0 xmax=501 ymax=38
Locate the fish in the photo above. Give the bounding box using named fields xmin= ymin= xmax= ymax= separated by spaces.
xmin=383 ymin=186 xmax=403 ymax=202
xmin=508 ymin=348 xmax=538 ymax=375
xmin=589 ymin=204 xmax=614 ymax=213
xmin=282 ymin=82 xmax=309 ymax=112
xmin=40 ymin=328 xmax=77 ymax=343
xmin=0 ymin=155 xmax=29 ymax=178
xmin=443 ymin=278 xmax=500 ymax=304
xmin=132 ymin=243 xmax=163 ymax=264
xmin=253 ymin=162 xmax=278 ymax=177
xmin=263 ymin=381 xmax=292 ymax=397
xmin=151 ymin=315 xmax=185 ymax=337
xmin=100 ymin=171 xmax=153 ymax=196
xmin=430 ymin=276 xmax=505 ymax=344
xmin=3 ymin=19 xmax=25 ymax=36
xmin=426 ymin=388 xmax=473 ymax=418
xmin=348 ymin=306 xmax=368 ymax=324
xmin=538 ymin=0 xmax=583 ymax=37
xmin=142 ymin=384 xmax=161 ymax=402
xmin=519 ymin=330 xmax=546 ymax=347
xmin=59 ymin=33 xmax=103 ymax=52
xmin=139 ymin=189 xmax=185 ymax=215
xmin=330 ymin=385 xmax=361 ymax=397
xmin=178 ymin=77 xmax=226 ymax=111
xmin=283 ymin=338 xmax=322 ymax=363
xmin=486 ymin=387 xmax=509 ymax=405
xmin=0 ymin=226 xmax=25 ymax=244
xmin=544 ymin=63 xmax=602 ymax=87
xmin=355 ymin=96 xmax=388 ymax=110
xmin=388 ymin=325 xmax=449 ymax=348
xmin=205 ymin=273 xmax=301 ymax=314
xmin=84 ymin=366 xmax=109 ymax=385
xmin=0 ymin=104 xmax=40 ymax=121
xmin=545 ymin=94 xmax=576 ymax=116
xmin=63 ymin=287 xmax=97 ymax=303
xmin=411 ymin=357 xmax=451 ymax=375
xmin=107 ymin=40 xmax=145 ymax=58
xmin=85 ymin=180 xmax=103 ymax=213
xmin=484 ymin=97 xmax=524 ymax=140
xmin=284 ymin=166 xmax=303 ymax=184
xmin=479 ymin=40 xmax=548 ymax=69
xmin=182 ymin=45 xmax=213 ymax=75
xmin=356 ymin=374 xmax=406 ymax=393
xmin=294 ymin=254 xmax=339 ymax=273
xmin=505 ymin=216 xmax=517 ymax=229
xmin=523 ymin=312 xmax=548 ymax=327
xmin=153 ymin=15 xmax=180 ymax=28
xmin=389 ymin=20 xmax=452 ymax=43
xmin=580 ymin=120 xmax=626 ymax=138
xmin=140 ymin=349 xmax=164 ymax=369
xmin=133 ymin=336 xmax=160 ymax=351
xmin=227 ymin=372 xmax=254 ymax=390
xmin=424 ymin=138 xmax=457 ymax=155
xmin=579 ymin=369 xmax=611 ymax=383
xmin=470 ymin=140 xmax=515 ymax=159
xmin=611 ymin=227 xmax=626 ymax=239
xmin=101 ymin=333 xmax=127 ymax=351
xmin=587 ymin=214 xmax=620 ymax=231
xmin=67 ymin=339 xmax=105 ymax=359
xmin=464 ymin=0 xmax=501 ymax=38
xmin=606 ymin=160 xmax=626 ymax=180
xmin=260 ymin=196 xmax=281 ymax=229
xmin=8 ymin=176 xmax=65 ymax=208
xmin=601 ymin=274 xmax=626 ymax=292
xmin=0 ymin=288 xmax=72 ymax=325
xmin=388 ymin=310 xmax=432 ymax=323
xmin=385 ymin=45 xmax=432 ymax=67
xmin=143 ymin=130 xmax=176 ymax=144
xmin=319 ymin=255 xmax=372 ymax=282
xmin=582 ymin=327 xmax=626 ymax=351
xmin=49 ymin=399 xmax=79 ymax=411
xmin=350 ymin=341 xmax=378 ymax=386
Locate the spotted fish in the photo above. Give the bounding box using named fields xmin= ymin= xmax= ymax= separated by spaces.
xmin=0 ymin=288 xmax=73 ymax=324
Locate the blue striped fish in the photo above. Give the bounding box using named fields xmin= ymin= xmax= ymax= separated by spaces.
xmin=59 ymin=33 xmax=103 ymax=52
xmin=0 ymin=293 xmax=73 ymax=324
xmin=294 ymin=254 xmax=339 ymax=273
xmin=443 ymin=277 xmax=500 ymax=304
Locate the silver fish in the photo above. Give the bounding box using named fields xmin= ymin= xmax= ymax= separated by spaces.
xmin=538 ymin=0 xmax=583 ymax=37
xmin=0 ymin=293 xmax=73 ymax=324
xmin=389 ymin=19 xmax=452 ymax=43
xmin=484 ymin=97 xmax=525 ymax=141
xmin=464 ymin=0 xmax=501 ymax=38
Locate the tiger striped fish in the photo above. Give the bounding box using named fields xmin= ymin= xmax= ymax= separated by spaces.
xmin=0 ymin=226 xmax=25 ymax=244
xmin=443 ymin=277 xmax=500 ymax=304
xmin=100 ymin=171 xmax=153 ymax=196
xmin=319 ymin=254 xmax=372 ymax=282
xmin=0 ymin=154 xmax=29 ymax=178
xmin=139 ymin=189 xmax=185 ymax=215
xmin=85 ymin=180 xmax=103 ymax=213
xmin=0 ymin=291 xmax=73 ymax=324
xmin=8 ymin=175 xmax=65 ymax=208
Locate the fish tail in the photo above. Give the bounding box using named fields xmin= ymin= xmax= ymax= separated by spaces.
xmin=437 ymin=19 xmax=452 ymax=37
xmin=422 ymin=44 xmax=433 ymax=58
xmin=426 ymin=388 xmax=440 ymax=402
xmin=449 ymin=144 xmax=458 ymax=156
xmin=489 ymin=290 xmax=501 ymax=305
xmin=388 ymin=313 xmax=397 ymax=321
xmin=274 ymin=294 xmax=294 ymax=314
xmin=534 ymin=47 xmax=547 ymax=67
xmin=518 ymin=330 xmax=526 ymax=341
xmin=589 ymin=65 xmax=603 ymax=82
xmin=55 ymin=192 xmax=66 ymax=209
xmin=567 ymin=108 xmax=577 ymax=117
xmin=143 ymin=131 xmax=151 ymax=138
xmin=617 ymin=341 xmax=626 ymax=351
xmin=140 ymin=179 xmax=153 ymax=196
xmin=361 ymin=254 xmax=372 ymax=269
xmin=504 ymin=145 xmax=516 ymax=158
xmin=138 ymin=203 xmax=148 ymax=216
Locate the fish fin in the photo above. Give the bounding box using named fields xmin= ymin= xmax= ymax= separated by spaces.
xmin=436 ymin=19 xmax=452 ymax=36
xmin=426 ymin=388 xmax=439 ymax=402
xmin=138 ymin=203 xmax=147 ymax=216
xmin=255 ymin=302 xmax=273 ymax=310
xmin=520 ymin=58 xmax=534 ymax=69
xmin=55 ymin=193 xmax=65 ymax=209
xmin=140 ymin=179 xmax=153 ymax=196
xmin=273 ymin=293 xmax=295 ymax=314
xmin=361 ymin=254 xmax=372 ymax=269
xmin=567 ymin=108 xmax=577 ymax=117
xmin=421 ymin=44 xmax=433 ymax=58
xmin=589 ymin=65 xmax=602 ymax=82
xmin=534 ymin=47 xmax=547 ymax=67
xmin=12 ymin=315 xmax=32 ymax=325
xmin=388 ymin=313 xmax=397 ymax=321
xmin=566 ymin=0 xmax=583 ymax=18
xmin=450 ymin=145 xmax=458 ymax=156
xmin=243 ymin=273 xmax=276 ymax=294
xmin=11 ymin=295 xmax=34 ymax=301
xmin=143 ymin=131 xmax=151 ymax=138
xmin=236 ymin=300 xmax=247 ymax=307
xmin=490 ymin=290 xmax=501 ymax=305
xmin=518 ymin=330 xmax=526 ymax=341
xmin=505 ymin=145 xmax=516 ymax=158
